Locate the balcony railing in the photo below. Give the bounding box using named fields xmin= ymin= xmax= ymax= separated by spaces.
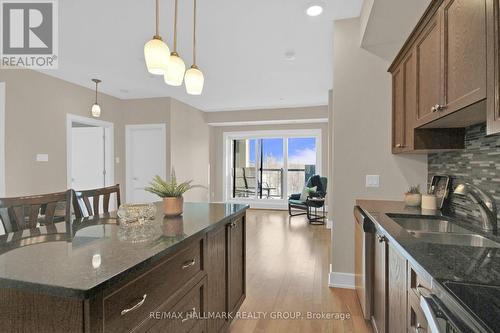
xmin=233 ymin=166 xmax=315 ymax=199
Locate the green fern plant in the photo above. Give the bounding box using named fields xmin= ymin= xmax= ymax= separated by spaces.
xmin=145 ymin=171 xmax=202 ymax=198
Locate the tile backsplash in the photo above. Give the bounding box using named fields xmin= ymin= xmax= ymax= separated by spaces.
xmin=428 ymin=123 xmax=500 ymax=227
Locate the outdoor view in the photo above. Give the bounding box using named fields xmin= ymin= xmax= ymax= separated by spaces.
xmin=232 ymin=137 xmax=317 ymax=200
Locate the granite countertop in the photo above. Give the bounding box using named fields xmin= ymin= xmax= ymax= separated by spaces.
xmin=0 ymin=202 xmax=248 ymax=299
xmin=357 ymin=200 xmax=500 ymax=333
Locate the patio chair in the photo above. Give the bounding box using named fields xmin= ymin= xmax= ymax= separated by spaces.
xmin=288 ymin=175 xmax=327 ymax=224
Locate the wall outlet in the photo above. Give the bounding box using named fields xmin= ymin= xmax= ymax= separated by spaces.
xmin=366 ymin=175 xmax=380 ymax=188
xmin=115 ymin=157 xmax=120 ymax=164
xmin=36 ymin=154 xmax=49 ymax=162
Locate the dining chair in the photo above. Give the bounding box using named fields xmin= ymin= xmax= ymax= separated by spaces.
xmin=0 ymin=190 xmax=73 ymax=233
xmin=73 ymin=184 xmax=121 ymax=218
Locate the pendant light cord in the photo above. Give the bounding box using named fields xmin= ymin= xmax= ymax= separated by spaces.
xmin=95 ymin=82 xmax=98 ymax=104
xmin=155 ymin=0 xmax=159 ymax=37
xmin=193 ymin=0 xmax=197 ymax=65
xmin=173 ymin=0 xmax=178 ymax=51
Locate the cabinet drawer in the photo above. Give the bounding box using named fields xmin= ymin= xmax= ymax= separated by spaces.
xmin=408 ymin=264 xmax=431 ymax=298
xmin=408 ymin=291 xmax=428 ymax=333
xmin=147 ymin=278 xmax=206 ymax=333
xmin=103 ymin=238 xmax=204 ymax=332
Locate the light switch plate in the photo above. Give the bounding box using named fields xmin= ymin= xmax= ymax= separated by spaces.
xmin=366 ymin=175 xmax=380 ymax=188
xmin=36 ymin=154 xmax=49 ymax=162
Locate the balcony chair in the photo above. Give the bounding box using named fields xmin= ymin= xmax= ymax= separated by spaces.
xmin=288 ymin=175 xmax=327 ymax=224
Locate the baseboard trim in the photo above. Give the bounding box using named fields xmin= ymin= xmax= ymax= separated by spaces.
xmin=328 ymin=272 xmax=355 ymax=289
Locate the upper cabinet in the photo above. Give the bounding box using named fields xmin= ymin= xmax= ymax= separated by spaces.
xmin=390 ymin=0 xmax=499 ymax=153
xmin=415 ymin=16 xmax=442 ymax=127
xmin=441 ymin=0 xmax=487 ymax=115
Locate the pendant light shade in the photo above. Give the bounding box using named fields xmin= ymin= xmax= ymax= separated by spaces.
xmin=144 ymin=0 xmax=170 ymax=75
xmin=164 ymin=52 xmax=185 ymax=86
xmin=91 ymin=103 xmax=101 ymax=118
xmin=144 ymin=38 xmax=170 ymax=75
xmin=185 ymin=0 xmax=204 ymax=95
xmin=164 ymin=0 xmax=186 ymax=86
xmin=185 ymin=65 xmax=204 ymax=95
xmin=91 ymin=79 xmax=102 ymax=118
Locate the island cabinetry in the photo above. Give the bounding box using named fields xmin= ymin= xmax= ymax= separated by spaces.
xmin=206 ymin=214 xmax=246 ymax=333
xmin=0 ymin=208 xmax=248 ymax=333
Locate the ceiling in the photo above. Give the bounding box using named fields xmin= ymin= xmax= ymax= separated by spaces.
xmin=360 ymin=0 xmax=431 ymax=61
xmin=39 ymin=0 xmax=363 ymax=112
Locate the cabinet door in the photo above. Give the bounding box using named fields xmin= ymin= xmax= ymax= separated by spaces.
xmin=486 ymin=0 xmax=500 ymax=135
xmin=392 ymin=65 xmax=405 ymax=153
xmin=372 ymin=233 xmax=387 ymax=333
xmin=388 ymin=244 xmax=407 ymax=333
xmin=403 ymin=51 xmax=416 ymax=150
xmin=227 ymin=216 xmax=245 ymax=315
xmin=441 ymin=0 xmax=487 ymax=116
xmin=415 ymin=16 xmax=443 ymax=127
xmin=206 ymin=225 xmax=227 ymax=333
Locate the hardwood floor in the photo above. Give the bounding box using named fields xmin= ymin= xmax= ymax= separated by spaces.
xmin=229 ymin=209 xmax=373 ymax=333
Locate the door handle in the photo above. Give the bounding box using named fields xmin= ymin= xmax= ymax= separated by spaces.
xmin=181 ymin=259 xmax=196 ymax=269
xmin=121 ymin=294 xmax=147 ymax=316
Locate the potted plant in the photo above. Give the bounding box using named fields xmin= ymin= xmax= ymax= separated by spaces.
xmin=404 ymin=185 xmax=422 ymax=207
xmin=145 ymin=172 xmax=201 ymax=216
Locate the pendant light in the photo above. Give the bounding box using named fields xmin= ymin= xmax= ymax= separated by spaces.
xmin=144 ymin=0 xmax=170 ymax=75
xmin=91 ymin=79 xmax=102 ymax=118
xmin=164 ymin=0 xmax=186 ymax=86
xmin=185 ymin=0 xmax=204 ymax=95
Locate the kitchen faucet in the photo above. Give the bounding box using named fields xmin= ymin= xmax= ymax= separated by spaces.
xmin=453 ymin=183 xmax=498 ymax=234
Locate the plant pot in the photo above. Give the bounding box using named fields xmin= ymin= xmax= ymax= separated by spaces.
xmin=404 ymin=193 xmax=422 ymax=207
xmin=163 ymin=197 xmax=184 ymax=216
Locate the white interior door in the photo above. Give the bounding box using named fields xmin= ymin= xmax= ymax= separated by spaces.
xmin=71 ymin=127 xmax=105 ymax=190
xmin=126 ymin=124 xmax=166 ymax=203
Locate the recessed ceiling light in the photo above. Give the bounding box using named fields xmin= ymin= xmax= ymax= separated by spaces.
xmin=306 ymin=5 xmax=323 ymax=17
xmin=284 ymin=50 xmax=296 ymax=61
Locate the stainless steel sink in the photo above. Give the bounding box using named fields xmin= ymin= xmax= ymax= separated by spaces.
xmin=407 ymin=231 xmax=500 ymax=248
xmin=388 ymin=215 xmax=473 ymax=234
xmin=387 ymin=214 xmax=500 ymax=248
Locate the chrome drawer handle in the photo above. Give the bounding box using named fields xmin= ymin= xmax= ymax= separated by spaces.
xmin=182 ymin=259 xmax=196 ymax=269
xmin=181 ymin=307 xmax=196 ymax=323
xmin=415 ymin=323 xmax=424 ymax=332
xmin=121 ymin=294 xmax=147 ymax=316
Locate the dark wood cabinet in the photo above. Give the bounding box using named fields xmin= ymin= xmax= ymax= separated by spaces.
xmin=387 ymin=244 xmax=407 ymax=333
xmin=441 ymin=0 xmax=487 ymax=116
xmin=486 ymin=0 xmax=500 ymax=135
xmin=390 ymin=0 xmax=500 ymax=152
xmin=227 ymin=216 xmax=246 ymax=315
xmin=372 ymin=232 xmax=387 ymax=333
xmin=392 ymin=64 xmax=405 ymax=152
xmin=393 ymin=52 xmax=417 ymax=152
xmin=205 ymin=214 xmax=246 ymax=333
xmin=415 ymin=16 xmax=442 ymax=127
xmin=206 ymin=223 xmax=227 ymax=333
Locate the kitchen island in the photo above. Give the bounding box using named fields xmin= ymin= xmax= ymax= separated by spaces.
xmin=356 ymin=200 xmax=500 ymax=333
xmin=0 ymin=202 xmax=248 ymax=333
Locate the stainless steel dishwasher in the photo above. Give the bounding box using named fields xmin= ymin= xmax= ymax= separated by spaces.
xmin=353 ymin=206 xmax=375 ymax=320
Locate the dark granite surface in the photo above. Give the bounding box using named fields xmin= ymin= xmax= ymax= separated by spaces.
xmin=0 ymin=202 xmax=248 ymax=299
xmin=357 ymin=200 xmax=500 ymax=333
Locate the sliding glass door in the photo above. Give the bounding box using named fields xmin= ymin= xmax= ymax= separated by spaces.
xmin=227 ymin=130 xmax=321 ymax=204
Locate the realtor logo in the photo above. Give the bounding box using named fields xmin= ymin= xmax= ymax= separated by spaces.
xmin=0 ymin=0 xmax=58 ymax=69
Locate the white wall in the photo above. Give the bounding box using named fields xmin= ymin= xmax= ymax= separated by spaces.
xmin=329 ymin=18 xmax=427 ymax=285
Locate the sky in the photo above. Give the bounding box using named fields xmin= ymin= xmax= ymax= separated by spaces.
xmin=248 ymin=137 xmax=316 ymax=166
